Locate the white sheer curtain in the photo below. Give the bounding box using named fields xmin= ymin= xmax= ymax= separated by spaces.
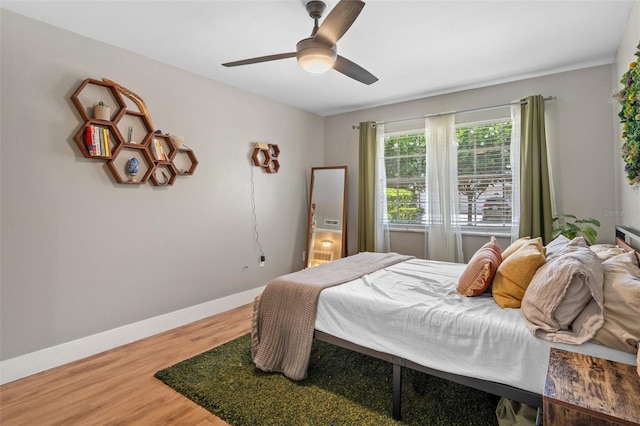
xmin=510 ymin=104 xmax=521 ymax=243
xmin=374 ymin=123 xmax=390 ymax=252
xmin=425 ymin=115 xmax=464 ymax=263
xmin=544 ymin=108 xmax=558 ymax=222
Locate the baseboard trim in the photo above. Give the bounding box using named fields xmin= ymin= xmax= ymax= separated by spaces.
xmin=0 ymin=286 xmax=264 ymax=385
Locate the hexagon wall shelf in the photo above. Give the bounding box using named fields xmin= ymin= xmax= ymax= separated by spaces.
xmin=70 ymin=77 xmax=198 ymax=187
xmin=251 ymin=143 xmax=280 ymax=174
xmin=171 ymin=148 xmax=199 ymax=175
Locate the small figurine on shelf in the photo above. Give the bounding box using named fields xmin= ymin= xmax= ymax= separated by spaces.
xmin=126 ymin=157 xmax=140 ymax=182
xmin=94 ymin=101 xmax=111 ymax=121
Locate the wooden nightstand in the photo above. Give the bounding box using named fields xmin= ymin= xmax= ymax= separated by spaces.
xmin=543 ymin=348 xmax=640 ymax=425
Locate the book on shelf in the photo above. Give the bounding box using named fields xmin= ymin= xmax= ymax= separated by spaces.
xmin=160 ymin=139 xmax=167 ymax=160
xmin=94 ymin=125 xmax=102 ymax=156
xmin=84 ymin=126 xmax=95 ymax=156
xmin=83 ymin=125 xmax=113 ymax=157
xmin=84 ymin=124 xmax=101 ymax=156
xmin=151 ymin=138 xmax=167 ymax=161
xmin=102 ymin=127 xmax=110 ymax=157
xmin=151 ymin=138 xmax=160 ymax=160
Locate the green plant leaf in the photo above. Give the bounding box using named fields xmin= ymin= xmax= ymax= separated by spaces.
xmin=575 ymin=218 xmax=601 ymax=227
xmin=555 ymin=213 xmax=577 ymax=220
xmin=566 ymin=223 xmax=581 ymax=233
xmin=581 ymin=226 xmax=598 ymax=245
xmin=552 ymin=213 xmax=601 ymax=245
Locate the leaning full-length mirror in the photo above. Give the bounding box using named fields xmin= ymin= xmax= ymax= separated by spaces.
xmin=305 ymin=166 xmax=347 ymax=268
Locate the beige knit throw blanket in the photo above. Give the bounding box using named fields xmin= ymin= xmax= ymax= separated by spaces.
xmin=251 ymin=252 xmax=414 ymax=380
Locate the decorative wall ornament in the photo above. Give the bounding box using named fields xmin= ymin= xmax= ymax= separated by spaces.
xmin=103 ymin=77 xmax=154 ymax=128
xmin=613 ymin=41 xmax=640 ymax=188
xmin=93 ymin=101 xmax=111 ymax=120
xmin=126 ymin=157 xmax=140 ymax=182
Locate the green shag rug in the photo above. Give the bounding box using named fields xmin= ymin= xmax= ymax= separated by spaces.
xmin=154 ymin=334 xmax=500 ymax=425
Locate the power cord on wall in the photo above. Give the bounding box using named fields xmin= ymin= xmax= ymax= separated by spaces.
xmin=249 ymin=159 xmax=265 ymax=266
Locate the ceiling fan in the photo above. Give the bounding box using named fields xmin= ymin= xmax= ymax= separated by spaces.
xmin=222 ymin=0 xmax=377 ymax=85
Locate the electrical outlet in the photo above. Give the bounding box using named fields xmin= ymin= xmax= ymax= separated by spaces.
xmin=259 ymin=255 xmax=265 ymax=267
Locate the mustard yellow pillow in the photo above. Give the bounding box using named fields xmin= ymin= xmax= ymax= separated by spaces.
xmin=493 ymin=238 xmax=546 ymax=308
xmin=501 ymin=236 xmax=533 ymax=260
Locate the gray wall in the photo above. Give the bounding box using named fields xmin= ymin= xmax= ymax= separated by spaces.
xmin=325 ymin=65 xmax=621 ymax=261
xmin=0 ymin=11 xmax=324 ymax=360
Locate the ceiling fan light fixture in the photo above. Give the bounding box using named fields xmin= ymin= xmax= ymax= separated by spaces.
xmin=223 ymin=0 xmax=376 ymax=84
xmin=298 ymin=50 xmax=336 ymax=73
xmin=296 ymin=39 xmax=337 ymax=74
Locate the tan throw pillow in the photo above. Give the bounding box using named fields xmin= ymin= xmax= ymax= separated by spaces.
xmin=522 ymin=246 xmax=603 ymax=332
xmin=501 ymin=236 xmax=532 ymax=260
xmin=492 ymin=238 xmax=546 ymax=308
xmin=553 ymin=273 xmax=594 ymax=329
xmin=592 ymin=252 xmax=640 ymax=353
xmin=545 ymin=234 xmax=570 ymax=252
xmin=546 ymin=235 xmax=587 ymax=261
xmin=457 ymin=237 xmax=502 ymax=296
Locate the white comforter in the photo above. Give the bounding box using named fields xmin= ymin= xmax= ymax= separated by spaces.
xmin=315 ymin=258 xmax=636 ymax=395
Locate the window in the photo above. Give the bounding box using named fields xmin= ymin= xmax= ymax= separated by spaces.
xmin=457 ymin=120 xmax=513 ymax=228
xmin=383 ymin=119 xmax=514 ymax=230
xmin=384 ymin=131 xmax=426 ymax=225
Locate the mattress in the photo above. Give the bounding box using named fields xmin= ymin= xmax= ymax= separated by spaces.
xmin=315 ymin=258 xmax=637 ymax=395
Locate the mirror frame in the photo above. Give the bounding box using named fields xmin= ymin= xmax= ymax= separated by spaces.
xmin=305 ymin=166 xmax=348 ymax=268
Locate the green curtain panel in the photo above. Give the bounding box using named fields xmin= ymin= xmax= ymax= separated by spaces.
xmin=358 ymin=121 xmax=377 ymax=252
xmin=519 ymin=95 xmax=553 ymax=244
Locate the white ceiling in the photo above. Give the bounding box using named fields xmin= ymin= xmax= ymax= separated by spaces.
xmin=1 ymin=0 xmax=634 ymax=116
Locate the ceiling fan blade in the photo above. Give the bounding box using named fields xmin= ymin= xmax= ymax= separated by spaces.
xmin=333 ymin=55 xmax=378 ymax=85
xmin=314 ymin=0 xmax=365 ymax=46
xmin=222 ymin=52 xmax=296 ymax=67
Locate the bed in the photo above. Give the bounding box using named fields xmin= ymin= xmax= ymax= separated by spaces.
xmin=251 ymin=226 xmax=640 ymax=421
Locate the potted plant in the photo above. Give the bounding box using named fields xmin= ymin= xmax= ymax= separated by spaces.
xmin=552 ymin=213 xmax=600 ymax=245
xmin=94 ymin=101 xmax=111 ymax=121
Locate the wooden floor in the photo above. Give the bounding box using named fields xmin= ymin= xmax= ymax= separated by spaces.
xmin=0 ymin=304 xmax=253 ymax=425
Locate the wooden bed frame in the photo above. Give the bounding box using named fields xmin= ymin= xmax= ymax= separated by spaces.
xmin=616 ymin=225 xmax=640 ymax=263
xmin=313 ymin=225 xmax=640 ymax=421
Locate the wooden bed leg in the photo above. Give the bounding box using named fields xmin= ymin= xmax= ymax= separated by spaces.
xmin=393 ymin=363 xmax=402 ymax=420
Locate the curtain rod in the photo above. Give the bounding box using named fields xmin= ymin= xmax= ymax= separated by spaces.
xmin=351 ymin=95 xmax=557 ymax=129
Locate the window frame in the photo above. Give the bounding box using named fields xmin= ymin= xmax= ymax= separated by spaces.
xmin=382 ymin=117 xmax=515 ymax=236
